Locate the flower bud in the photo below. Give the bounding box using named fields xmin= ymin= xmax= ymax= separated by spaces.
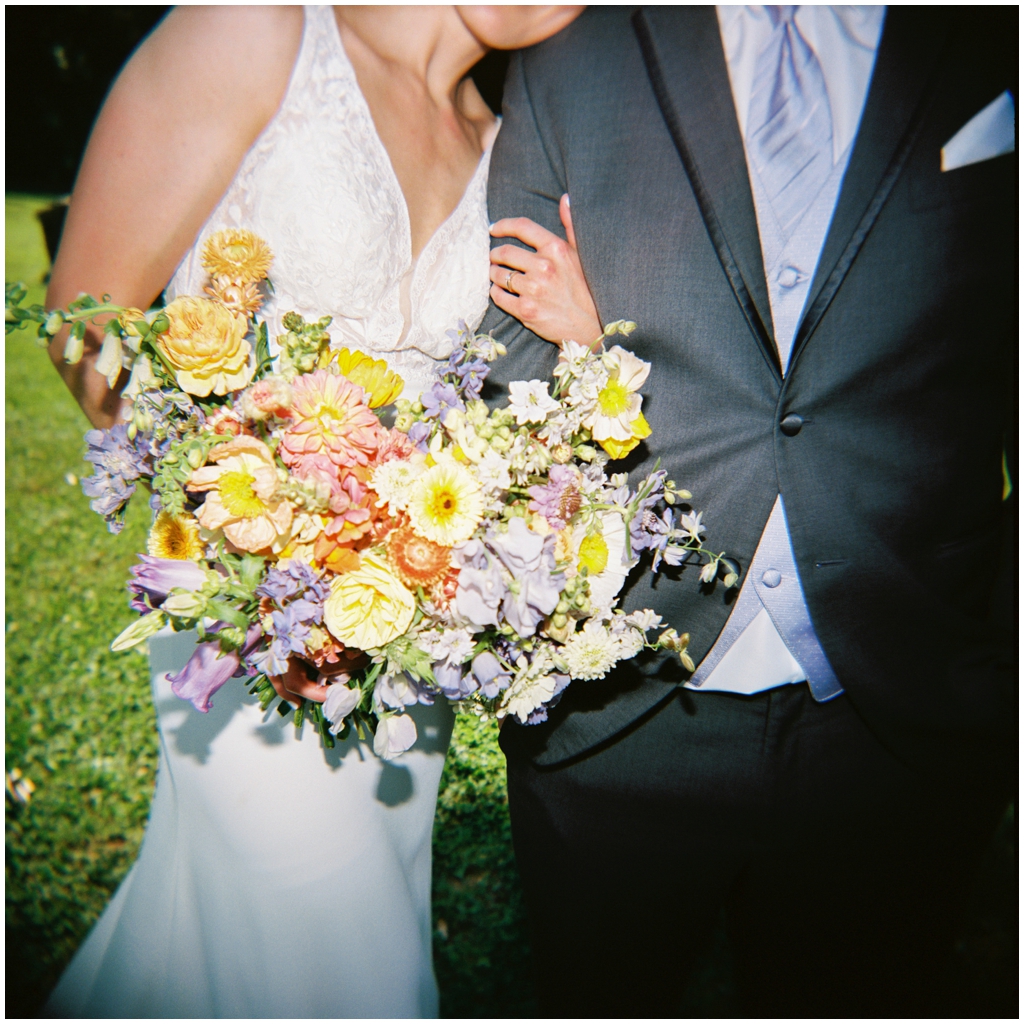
xmin=149 ymin=312 xmax=170 ymax=335
xmin=44 ymin=311 xmax=64 ymax=336
xmin=186 ymin=446 xmax=206 ymax=470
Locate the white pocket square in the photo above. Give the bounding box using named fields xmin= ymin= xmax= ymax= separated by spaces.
xmin=941 ymin=90 xmax=1015 ymax=172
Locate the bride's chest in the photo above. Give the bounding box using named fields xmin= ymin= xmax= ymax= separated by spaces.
xmin=225 ymin=100 xmax=489 ymax=327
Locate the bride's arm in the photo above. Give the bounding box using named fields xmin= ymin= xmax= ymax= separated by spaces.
xmin=45 ymin=5 xmax=303 ymax=428
xmin=488 ymin=194 xmax=603 ymax=348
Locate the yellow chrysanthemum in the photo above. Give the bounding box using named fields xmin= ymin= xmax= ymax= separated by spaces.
xmin=200 ymin=229 xmax=273 ymax=284
xmin=406 ymin=460 xmax=484 ymax=547
xmin=147 ymin=511 xmax=205 ymax=561
xmin=323 ymin=348 xmax=405 ymax=408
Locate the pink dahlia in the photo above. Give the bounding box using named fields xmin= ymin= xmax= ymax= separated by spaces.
xmin=280 ymin=370 xmax=382 ymax=473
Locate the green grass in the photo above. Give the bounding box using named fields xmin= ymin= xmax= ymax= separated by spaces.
xmin=4 ymin=194 xmax=534 ymax=1018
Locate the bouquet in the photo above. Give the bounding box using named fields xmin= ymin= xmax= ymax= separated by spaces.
xmin=6 ymin=230 xmax=736 ymax=758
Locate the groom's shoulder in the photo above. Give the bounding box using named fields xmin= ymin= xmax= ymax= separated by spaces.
xmin=519 ymin=5 xmax=641 ymax=78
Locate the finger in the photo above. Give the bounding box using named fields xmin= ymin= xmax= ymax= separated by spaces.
xmin=489 ymin=244 xmax=542 ymax=274
xmin=268 ymin=674 xmax=300 ymax=708
xmin=489 ymin=282 xmax=522 ymax=317
xmin=489 ymin=216 xmax=562 ymax=252
xmin=489 ymin=264 xmax=529 ymax=296
xmin=560 ymin=194 xmax=578 ymax=250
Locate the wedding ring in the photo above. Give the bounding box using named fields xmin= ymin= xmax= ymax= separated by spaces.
xmin=505 ymin=270 xmax=521 ymax=295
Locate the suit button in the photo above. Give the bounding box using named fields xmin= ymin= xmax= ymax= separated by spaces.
xmin=761 ymin=568 xmax=782 ymax=588
xmin=780 ymin=413 xmax=804 ymax=436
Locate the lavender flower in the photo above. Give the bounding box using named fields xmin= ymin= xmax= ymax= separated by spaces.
xmin=127 ymin=555 xmax=207 ymax=613
xmin=407 ymin=421 xmax=431 ymax=451
xmin=421 ymin=382 xmax=465 ymax=421
xmin=80 ymin=424 xmax=151 ymax=532
xmin=256 ymin=560 xmax=328 ymax=605
xmin=489 ymin=518 xmax=565 ymax=638
xmin=527 ymin=464 xmax=582 ymax=529
xmin=455 ymin=358 xmax=490 ymax=399
xmin=470 ymin=652 xmax=511 ymax=699
xmin=168 ymin=623 xmax=262 ymax=713
xmin=432 ymin=659 xmax=478 ymax=700
xmin=453 ymin=539 xmax=507 ymax=628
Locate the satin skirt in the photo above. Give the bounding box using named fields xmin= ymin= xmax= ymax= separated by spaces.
xmin=45 ymin=628 xmax=453 ymax=1018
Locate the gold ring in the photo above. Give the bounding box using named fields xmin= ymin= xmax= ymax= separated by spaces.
xmin=505 ymin=270 xmax=520 ymax=295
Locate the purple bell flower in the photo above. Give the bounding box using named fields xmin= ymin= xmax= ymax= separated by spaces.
xmin=127 ymin=555 xmax=207 ymax=613
xmin=168 ymin=624 xmax=262 ymax=713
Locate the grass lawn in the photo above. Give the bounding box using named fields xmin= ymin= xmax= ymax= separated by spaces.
xmin=4 ymin=194 xmax=534 ymax=1018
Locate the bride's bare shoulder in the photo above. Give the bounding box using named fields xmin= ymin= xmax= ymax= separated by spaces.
xmin=126 ymin=6 xmax=304 ymax=133
xmin=47 ymin=6 xmax=304 ymax=323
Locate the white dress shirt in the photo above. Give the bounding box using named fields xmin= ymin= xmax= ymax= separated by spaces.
xmin=689 ymin=7 xmax=886 ymax=698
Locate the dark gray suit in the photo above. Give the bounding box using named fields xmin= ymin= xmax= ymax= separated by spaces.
xmin=481 ymin=5 xmax=1016 ymax=1017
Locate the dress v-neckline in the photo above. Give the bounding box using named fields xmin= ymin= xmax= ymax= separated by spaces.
xmin=326 ymin=9 xmax=496 ymax=270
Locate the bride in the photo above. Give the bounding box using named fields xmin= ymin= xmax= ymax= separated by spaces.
xmin=43 ymin=5 xmax=601 ymax=1017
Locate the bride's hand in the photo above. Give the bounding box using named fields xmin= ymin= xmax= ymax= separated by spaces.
xmin=489 ymin=194 xmax=602 ymax=348
xmin=269 ymin=657 xmax=329 ymax=706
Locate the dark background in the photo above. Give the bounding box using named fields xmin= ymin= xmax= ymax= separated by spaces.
xmin=4 ymin=6 xmax=1016 ymax=1019
xmin=5 ymin=5 xmax=509 ymax=199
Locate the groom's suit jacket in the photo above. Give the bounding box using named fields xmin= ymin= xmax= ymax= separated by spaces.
xmin=482 ymin=6 xmax=1017 ymax=772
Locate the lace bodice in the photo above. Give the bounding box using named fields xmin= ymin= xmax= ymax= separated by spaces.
xmin=167 ymin=4 xmax=495 ymax=399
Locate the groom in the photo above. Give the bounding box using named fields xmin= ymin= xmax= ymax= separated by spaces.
xmin=482 ymin=6 xmax=1016 ymax=1017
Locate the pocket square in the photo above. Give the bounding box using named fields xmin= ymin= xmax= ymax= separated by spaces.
xmin=941 ymin=90 xmax=1015 ymax=172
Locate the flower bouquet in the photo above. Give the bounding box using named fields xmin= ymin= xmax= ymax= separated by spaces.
xmin=6 ymin=231 xmax=736 ymax=758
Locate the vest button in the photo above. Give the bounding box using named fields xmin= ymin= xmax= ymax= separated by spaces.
xmin=780 ymin=413 xmax=804 ymax=436
xmin=761 ymin=568 xmax=782 ymax=588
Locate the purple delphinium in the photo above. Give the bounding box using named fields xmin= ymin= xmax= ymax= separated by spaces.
xmin=81 ymin=424 xmax=151 ymax=532
xmin=256 ymin=560 xmax=328 ymax=605
xmin=127 ymin=554 xmax=207 ymax=613
xmin=421 ymin=382 xmax=465 ymax=421
xmin=527 ymin=464 xmax=582 ymax=529
xmin=407 ymin=421 xmax=431 ymax=452
xmin=252 ymin=562 xmax=330 ymax=677
xmin=168 ymin=623 xmax=262 ymax=713
xmin=455 ymin=358 xmax=490 ymax=400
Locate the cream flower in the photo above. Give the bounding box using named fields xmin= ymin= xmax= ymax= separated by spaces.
xmin=156 ymin=296 xmax=253 ymax=397
xmin=584 ymin=346 xmax=652 ymax=458
xmin=188 ymin=436 xmax=293 ymax=552
xmin=562 ymin=620 xmax=623 ymax=680
xmin=406 ymin=460 xmax=484 ymax=547
xmin=323 ymin=550 xmax=416 ymax=650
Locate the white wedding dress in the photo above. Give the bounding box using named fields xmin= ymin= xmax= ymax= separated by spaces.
xmin=46 ymin=6 xmax=494 ymax=1017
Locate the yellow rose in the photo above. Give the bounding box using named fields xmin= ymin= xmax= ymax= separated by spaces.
xmin=323 ymin=551 xmax=415 ymax=650
xmin=157 ymin=296 xmax=253 ymax=397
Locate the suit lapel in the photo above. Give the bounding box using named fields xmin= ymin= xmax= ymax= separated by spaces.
xmin=633 ymin=6 xmax=781 ymax=381
xmin=790 ymin=7 xmax=954 ymax=369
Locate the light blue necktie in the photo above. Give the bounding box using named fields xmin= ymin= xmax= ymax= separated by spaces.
xmin=746 ymin=7 xmax=835 ymax=242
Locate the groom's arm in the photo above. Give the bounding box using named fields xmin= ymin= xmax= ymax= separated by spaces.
xmin=481 ymin=51 xmax=567 ymax=388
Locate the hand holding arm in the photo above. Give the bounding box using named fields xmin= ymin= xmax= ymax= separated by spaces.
xmin=489 ymin=194 xmax=602 ymax=348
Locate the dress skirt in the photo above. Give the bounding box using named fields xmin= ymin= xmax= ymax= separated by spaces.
xmin=45 ymin=628 xmax=453 ymax=1018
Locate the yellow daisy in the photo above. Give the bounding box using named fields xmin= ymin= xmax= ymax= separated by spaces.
xmin=406 ymin=460 xmax=484 ymax=547
xmin=147 ymin=511 xmax=205 ymax=561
